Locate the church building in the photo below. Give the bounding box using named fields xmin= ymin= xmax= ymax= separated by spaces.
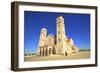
xmin=37 ymin=16 xmax=78 ymax=56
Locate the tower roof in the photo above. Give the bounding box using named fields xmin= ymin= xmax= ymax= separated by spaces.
xmin=41 ymin=28 xmax=47 ymax=30
xmin=41 ymin=28 xmax=47 ymax=32
xmin=57 ymin=16 xmax=64 ymax=19
xmin=48 ymin=34 xmax=55 ymax=38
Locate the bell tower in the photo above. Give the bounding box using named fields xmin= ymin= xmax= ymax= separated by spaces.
xmin=56 ymin=16 xmax=66 ymax=54
xmin=37 ymin=28 xmax=47 ymax=55
xmin=38 ymin=28 xmax=47 ymax=47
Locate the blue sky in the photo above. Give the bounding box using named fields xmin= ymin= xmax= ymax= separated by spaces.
xmin=24 ymin=11 xmax=90 ymax=54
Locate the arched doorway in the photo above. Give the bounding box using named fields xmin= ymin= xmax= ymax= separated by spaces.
xmin=42 ymin=48 xmax=45 ymax=55
xmin=49 ymin=48 xmax=51 ymax=54
xmin=40 ymin=48 xmax=42 ymax=55
xmin=52 ymin=47 xmax=56 ymax=54
xmin=65 ymin=51 xmax=67 ymax=56
xmin=47 ymin=46 xmax=53 ymax=55
xmin=45 ymin=48 xmax=48 ymax=55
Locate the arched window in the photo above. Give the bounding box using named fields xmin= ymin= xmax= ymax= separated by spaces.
xmin=59 ymin=48 xmax=60 ymax=52
xmin=58 ymin=31 xmax=60 ymax=34
xmin=58 ymin=39 xmax=61 ymax=42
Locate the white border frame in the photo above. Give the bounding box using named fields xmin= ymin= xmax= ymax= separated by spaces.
xmin=18 ymin=5 xmax=96 ymax=68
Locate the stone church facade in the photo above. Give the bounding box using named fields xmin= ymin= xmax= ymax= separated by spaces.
xmin=37 ymin=16 xmax=78 ymax=56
